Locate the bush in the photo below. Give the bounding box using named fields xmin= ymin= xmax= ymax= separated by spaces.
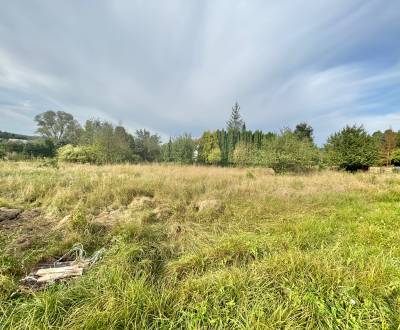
xmin=0 ymin=144 xmax=5 ymax=159
xmin=207 ymin=147 xmax=222 ymax=165
xmin=325 ymin=125 xmax=378 ymax=171
xmin=232 ymin=142 xmax=255 ymax=167
xmin=262 ymin=131 xmax=321 ymax=173
xmin=23 ymin=139 xmax=56 ymax=158
xmin=391 ymin=149 xmax=400 ymax=166
xmin=0 ymin=139 xmax=55 ymax=159
xmin=58 ymin=144 xmax=102 ymax=164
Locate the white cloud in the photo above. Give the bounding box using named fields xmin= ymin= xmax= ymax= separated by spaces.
xmin=0 ymin=0 xmax=399 ymax=142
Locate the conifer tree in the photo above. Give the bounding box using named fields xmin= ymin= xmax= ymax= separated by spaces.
xmin=226 ymin=102 xmax=245 ymax=131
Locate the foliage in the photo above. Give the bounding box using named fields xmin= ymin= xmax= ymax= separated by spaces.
xmin=161 ymin=138 xmax=173 ymax=162
xmin=325 ymin=125 xmax=378 ymax=171
xmin=197 ymin=129 xmax=275 ymax=166
xmin=22 ymin=139 xmax=56 ymax=158
xmin=294 ymin=122 xmax=314 ymax=142
xmin=168 ymin=133 xmax=195 ymax=164
xmin=58 ymin=144 xmax=102 ymax=164
xmin=379 ymin=129 xmax=397 ymax=166
xmin=133 ymin=129 xmax=161 ymax=162
xmin=0 ymin=139 xmax=55 ymax=159
xmin=391 ymin=149 xmax=400 ymax=166
xmin=197 ymin=131 xmax=219 ymax=164
xmin=262 ymin=130 xmax=320 ymax=173
xmin=226 ymin=102 xmax=245 ymax=131
xmin=0 ymin=143 xmax=5 ymax=158
xmin=207 ymin=147 xmax=222 ymax=165
xmin=232 ymin=142 xmax=256 ymax=167
xmin=79 ymin=120 xmax=140 ymax=163
xmin=34 ymin=111 xmax=82 ymax=146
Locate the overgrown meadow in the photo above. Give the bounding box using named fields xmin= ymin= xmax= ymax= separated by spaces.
xmin=1 ymin=161 xmax=400 ymax=329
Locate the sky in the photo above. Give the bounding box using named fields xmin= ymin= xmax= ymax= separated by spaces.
xmin=0 ymin=0 xmax=399 ymax=144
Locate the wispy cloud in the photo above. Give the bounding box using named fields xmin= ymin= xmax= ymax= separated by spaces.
xmin=0 ymin=0 xmax=399 ymax=143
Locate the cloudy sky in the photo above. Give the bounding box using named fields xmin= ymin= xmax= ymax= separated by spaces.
xmin=0 ymin=0 xmax=399 ymax=143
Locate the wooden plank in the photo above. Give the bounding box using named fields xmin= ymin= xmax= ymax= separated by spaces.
xmin=36 ymin=268 xmax=83 ymax=283
xmin=36 ymin=265 xmax=82 ymax=276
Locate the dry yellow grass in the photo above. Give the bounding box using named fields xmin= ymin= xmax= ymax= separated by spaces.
xmin=1 ymin=161 xmax=400 ymax=329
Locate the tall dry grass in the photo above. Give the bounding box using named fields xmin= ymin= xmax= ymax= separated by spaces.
xmin=1 ymin=161 xmax=400 ymax=329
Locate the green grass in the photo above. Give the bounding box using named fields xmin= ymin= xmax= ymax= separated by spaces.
xmin=1 ymin=161 xmax=400 ymax=329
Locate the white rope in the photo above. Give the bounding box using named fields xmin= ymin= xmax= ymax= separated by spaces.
xmin=21 ymin=244 xmax=105 ymax=285
xmin=54 ymin=243 xmax=105 ymax=267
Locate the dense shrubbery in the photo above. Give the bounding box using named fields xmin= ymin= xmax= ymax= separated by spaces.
xmin=162 ymin=134 xmax=195 ymax=164
xmin=325 ymin=125 xmax=378 ymax=171
xmin=0 ymin=139 xmax=55 ymax=160
xmin=262 ymin=131 xmax=321 ymax=173
xmin=3 ymin=106 xmax=400 ymax=172
xmin=58 ymin=145 xmax=101 ymax=164
xmin=391 ymin=149 xmax=400 ymax=166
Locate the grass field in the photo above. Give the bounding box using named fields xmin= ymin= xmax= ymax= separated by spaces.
xmin=1 ymin=161 xmax=400 ymax=329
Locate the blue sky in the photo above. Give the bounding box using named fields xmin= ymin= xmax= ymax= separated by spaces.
xmin=0 ymin=0 xmax=399 ymax=144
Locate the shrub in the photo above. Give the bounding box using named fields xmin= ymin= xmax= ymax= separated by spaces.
xmin=262 ymin=130 xmax=320 ymax=173
xmin=207 ymin=147 xmax=222 ymax=165
xmin=391 ymin=149 xmax=400 ymax=166
xmin=23 ymin=139 xmax=56 ymax=158
xmin=0 ymin=143 xmax=5 ymax=159
xmin=58 ymin=144 xmax=101 ymax=164
xmin=325 ymin=125 xmax=378 ymax=171
xmin=232 ymin=142 xmax=256 ymax=167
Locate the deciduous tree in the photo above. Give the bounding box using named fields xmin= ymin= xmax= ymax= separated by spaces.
xmin=34 ymin=111 xmax=81 ymax=146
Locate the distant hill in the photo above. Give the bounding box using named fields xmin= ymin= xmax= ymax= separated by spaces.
xmin=0 ymin=131 xmax=36 ymax=140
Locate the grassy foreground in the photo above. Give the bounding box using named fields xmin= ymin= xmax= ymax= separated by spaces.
xmin=1 ymin=161 xmax=400 ymax=329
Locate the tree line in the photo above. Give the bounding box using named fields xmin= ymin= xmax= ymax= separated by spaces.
xmin=1 ymin=103 xmax=400 ymax=172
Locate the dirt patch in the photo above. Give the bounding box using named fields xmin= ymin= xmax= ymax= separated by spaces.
xmin=130 ymin=196 xmax=155 ymax=209
xmin=0 ymin=208 xmax=40 ymax=230
xmin=92 ymin=210 xmax=120 ymax=227
xmin=195 ymin=199 xmax=224 ymax=212
xmin=0 ymin=207 xmax=22 ymax=222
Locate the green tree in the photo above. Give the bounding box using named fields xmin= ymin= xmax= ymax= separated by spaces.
xmin=226 ymin=102 xmax=245 ymax=131
xmin=207 ymin=147 xmax=222 ymax=165
xmin=232 ymin=142 xmax=255 ymax=167
xmin=171 ymin=133 xmax=195 ymax=164
xmin=262 ymin=130 xmax=320 ymax=173
xmin=162 ymin=138 xmax=173 ymax=162
xmin=198 ymin=131 xmax=222 ymax=164
xmin=133 ymin=129 xmax=161 ymax=162
xmin=294 ymin=123 xmax=314 ymax=142
xmin=380 ymin=129 xmax=397 ymax=166
xmin=80 ymin=119 xmax=138 ymax=163
xmin=34 ymin=111 xmax=82 ymax=146
xmin=325 ymin=125 xmax=378 ymax=171
xmin=391 ymin=149 xmax=400 ymax=166
xmin=23 ymin=139 xmax=55 ymax=158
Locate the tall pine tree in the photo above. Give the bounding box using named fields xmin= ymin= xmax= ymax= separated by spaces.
xmin=226 ymin=102 xmax=245 ymax=131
